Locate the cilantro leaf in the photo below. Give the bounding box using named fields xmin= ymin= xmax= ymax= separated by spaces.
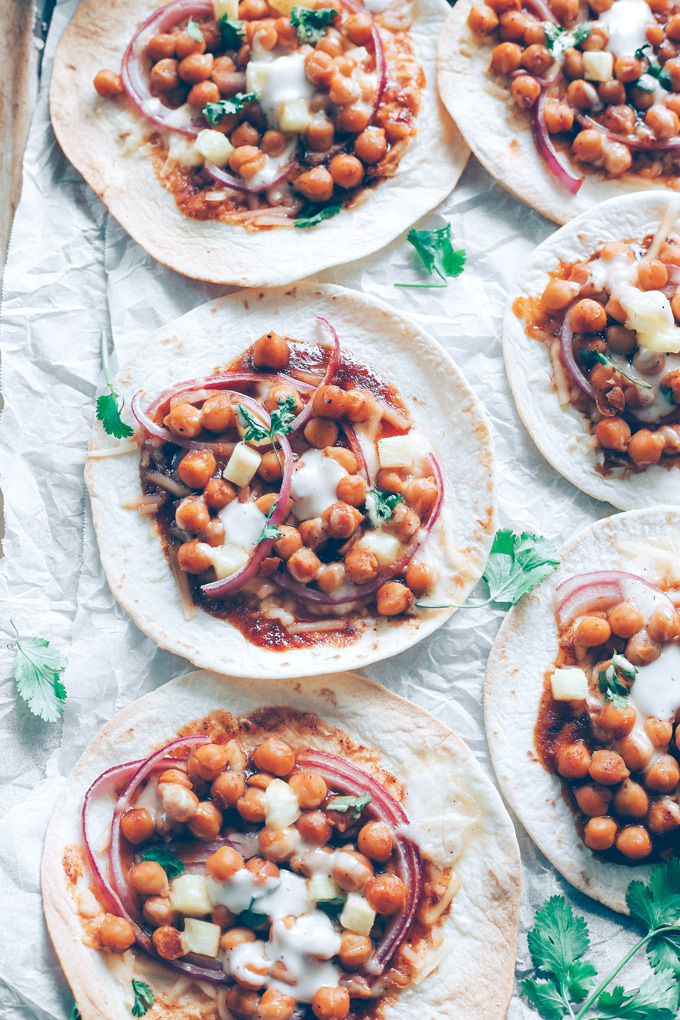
xmin=186 ymin=17 xmax=204 ymax=41
xmin=240 ymin=905 xmax=269 ymax=928
xmin=648 ymin=928 xmax=680 ymax=976
xmin=70 ymin=1006 xmax=81 ymax=1020
xmin=97 ymin=332 xmax=134 ymax=439
xmin=635 ymin=44 xmax=672 ymax=91
xmin=597 ymin=971 xmax=680 ymax=1020
xmin=326 ymin=793 xmax=372 ymax=820
xmin=237 ymin=396 xmax=294 ymax=477
xmin=131 ymin=980 xmax=154 ymax=1018
xmin=258 ymin=502 xmax=283 ymax=544
xmin=542 ymin=22 xmax=592 ymax=59
xmin=364 ymin=487 xmax=403 ymax=529
xmin=290 ymin=5 xmax=338 ymax=43
xmin=565 ymin=958 xmax=598 ymax=1002
xmin=482 ymin=529 xmax=561 ymax=605
xmin=11 ymin=624 xmax=67 ymax=722
xmin=521 ymin=976 xmax=571 ymax=1020
xmin=237 ymin=403 xmax=269 ymax=444
xmin=598 ymin=660 xmax=631 ymax=708
xmin=295 ymin=202 xmax=343 ymax=228
xmin=396 ymin=224 xmax=465 ymax=288
xmin=141 ymin=846 xmax=185 ymax=880
xmin=219 ymin=15 xmax=245 ymax=48
xmin=203 ymin=92 xmax=257 ymax=126
xmin=579 ymin=348 xmax=653 ymax=391
xmin=269 ymin=394 xmax=298 ymax=439
xmin=627 ymin=860 xmax=680 ymax=932
xmin=527 ymin=897 xmax=592 ymax=987
xmin=661 ymin=385 xmax=676 ymax=405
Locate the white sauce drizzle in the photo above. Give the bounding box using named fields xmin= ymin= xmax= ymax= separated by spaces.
xmin=290 ymin=449 xmax=348 ymax=520
xmin=218 ymin=500 xmax=266 ymax=552
xmin=600 ymin=0 xmax=654 ymax=58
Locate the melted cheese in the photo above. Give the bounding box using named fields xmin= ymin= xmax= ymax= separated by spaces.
xmin=218 ymin=500 xmax=266 ymax=552
xmin=246 ymin=49 xmax=314 ymax=131
xmin=290 ymin=449 xmax=348 ymax=520
xmin=600 ymin=0 xmax=653 ymax=58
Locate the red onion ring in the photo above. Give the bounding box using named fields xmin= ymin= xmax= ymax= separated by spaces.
xmin=342 ymin=422 xmax=370 ymax=482
xmin=335 ymin=0 xmax=386 ymax=117
xmin=555 ymin=570 xmax=674 ymax=628
xmin=559 ymin=301 xmax=596 ymax=400
xmin=532 ymin=87 xmax=584 ymax=195
xmin=575 ymin=112 xmax=680 ymax=152
xmin=522 ymin=0 xmax=557 ymax=20
xmin=132 ymin=389 xmax=271 ymax=456
xmin=295 ymin=749 xmax=422 ymax=980
xmin=290 ymin=316 xmax=341 ymax=435
xmin=204 ymin=157 xmax=296 ymax=195
xmin=148 ymin=371 xmax=314 ymax=419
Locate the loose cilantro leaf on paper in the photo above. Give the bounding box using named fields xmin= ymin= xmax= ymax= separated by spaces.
xmin=294 ymin=202 xmax=343 ymax=228
xmin=395 ymin=224 xmax=466 ymax=289
xmin=203 ymin=92 xmax=257 ymax=126
xmin=596 ymin=971 xmax=679 ymax=1020
xmin=97 ymin=332 xmax=134 ymax=439
xmin=627 ymin=860 xmax=680 ymax=934
xmin=186 ymin=17 xmax=204 ymax=41
xmin=141 ymin=846 xmax=185 ymax=880
xmin=326 ymin=793 xmax=372 ymax=820
xmin=290 ymin=5 xmax=338 ymax=43
xmin=131 ymin=981 xmax=154 ymax=1018
xmin=579 ymin=348 xmax=653 ymax=391
xmin=10 ymin=622 xmax=67 ymax=722
xmin=523 ymin=896 xmax=597 ymax=1012
xmin=219 ymin=15 xmax=245 ymax=48
xmin=523 ymin=976 xmax=572 ymax=1020
xmin=258 ymin=503 xmax=284 ymax=544
xmin=364 ymin=487 xmax=403 ymax=529
xmin=636 ymin=44 xmax=672 ymax=91
xmin=543 ymin=21 xmax=592 ymax=59
xmin=598 ymin=654 xmax=636 ymax=708
xmin=70 ymin=1005 xmax=81 ymax=1020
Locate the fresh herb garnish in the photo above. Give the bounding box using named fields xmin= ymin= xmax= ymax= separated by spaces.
xmin=9 ymin=620 xmax=67 ymax=722
xmin=317 ymin=897 xmax=346 ymax=918
xmin=141 ymin=846 xmax=185 ymax=880
xmin=523 ymin=862 xmax=680 ymax=1020
xmin=294 ymin=202 xmax=343 ymax=228
xmin=579 ymin=348 xmax=653 ymax=391
xmin=239 ymin=907 xmax=270 ymax=927
xmin=395 ymin=224 xmax=466 ymax=289
xmin=97 ymin=332 xmax=134 ymax=439
xmin=416 ymin=529 xmax=561 ymax=610
xmin=635 ymin=44 xmax=672 ymax=91
xmin=598 ymin=662 xmax=631 ymax=708
xmin=258 ymin=502 xmax=283 ymax=544
xmin=131 ymin=980 xmax=154 ymax=1018
xmin=542 ymin=22 xmax=592 ymax=59
xmin=186 ymin=17 xmax=204 ymax=41
xmin=661 ymin=385 xmax=676 ymax=405
xmin=364 ymin=487 xmax=403 ymax=529
xmin=237 ymin=395 xmax=296 ymax=475
xmin=203 ymin=92 xmax=257 ymax=126
xmin=326 ymin=793 xmax=372 ymax=820
xmin=70 ymin=1005 xmax=81 ymax=1020
xmin=290 ymin=5 xmax=339 ymax=43
xmin=219 ymin=15 xmax=245 ymax=48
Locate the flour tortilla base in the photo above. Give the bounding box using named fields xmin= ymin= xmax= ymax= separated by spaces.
xmin=50 ymin=0 xmax=468 ymax=286
xmin=503 ymin=190 xmax=680 ymax=509
xmin=84 ymin=282 xmax=495 ymax=677
xmin=436 ymin=0 xmax=668 ymax=226
xmin=42 ymin=670 xmax=521 ymax=1020
xmin=485 ymin=507 xmax=680 ymax=913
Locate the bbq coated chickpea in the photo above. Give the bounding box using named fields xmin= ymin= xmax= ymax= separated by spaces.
xmin=365 ymin=874 xmax=406 ymax=915
xmin=468 ymin=3 xmax=499 ymax=31
xmin=317 ymin=562 xmax=346 ymax=594
xmin=298 ymin=518 xmax=325 ymax=549
xmin=164 ymin=402 xmax=203 ymax=437
xmin=178 ymin=450 xmax=217 ymax=489
xmin=614 ymin=55 xmax=642 ymax=83
xmin=178 ymin=52 xmax=214 ymax=84
xmin=264 ymin=382 xmax=303 ymax=414
xmin=344 ymin=547 xmax=379 ymax=584
xmin=644 ymin=754 xmax=680 ymax=793
xmin=312 ymin=385 xmax=349 ymax=419
xmin=521 ymin=43 xmax=552 ymax=75
xmin=202 ymin=519 xmax=225 ymax=547
xmin=541 ymin=279 xmax=579 ymax=312
xmin=230 ymin=145 xmax=266 ymax=179
xmin=253 ymin=737 xmax=295 ymax=777
xmin=129 ymin=861 xmax=169 ymax=897
xmin=206 ymin=845 xmax=244 ymax=882
xmin=616 ymin=825 xmax=652 ymax=860
xmin=329 ymin=71 xmax=360 ymax=106
xmin=625 ymin=630 xmax=662 ymax=666
xmin=259 ymin=826 xmax=298 ymax=861
xmin=607 ymin=601 xmax=644 ymax=639
xmin=94 ymin=69 xmax=123 ymax=97
xmin=602 ymin=104 xmax=635 ymax=135
xmin=613 ymin=779 xmax=649 ymax=818
xmin=490 ymin=41 xmax=522 ymax=74
xmin=287 ymin=547 xmax=322 ymax=583
xmin=202 ymin=393 xmax=234 ymax=432
xmin=563 ymin=46 xmax=584 ymax=80
xmin=598 ymin=701 xmax=636 ymax=739
xmin=574 ymin=783 xmax=612 ymax=816
xmin=344 ymin=388 xmax=378 ymax=421
xmin=191 ymin=742 xmax=229 ymax=780
xmin=258 ymin=450 xmax=284 ymax=483
xmin=403 ymin=476 xmax=438 ymax=518
xmin=566 ymin=81 xmax=599 ymax=112
xmin=598 ymin=79 xmax=626 ymax=105
xmin=288 ymin=771 xmax=327 ymax=808
xmin=221 ymin=928 xmax=257 ymax=952
xmin=338 ymin=931 xmax=373 ymax=970
xmin=312 ymin=987 xmax=350 ymax=1020
xmin=326 ymin=447 xmax=358 ymax=473
xmin=357 ymin=821 xmax=393 ymax=862
xmin=245 ymin=857 xmax=280 ymax=884
xmin=152 ymin=925 xmax=184 ymax=959
xmin=295 ymin=167 xmax=334 ymax=202
xmin=143 ymin=896 xmax=177 ymax=928
xmin=175 ymin=28 xmax=206 ymax=58
xmin=212 ymin=770 xmax=247 ymax=808
xmin=297 ymin=809 xmax=333 ymax=844
xmin=176 ymin=496 xmax=210 ymax=534
xmin=157 ymin=767 xmax=193 ymax=788
xmin=228 ymin=986 xmax=261 ymax=1020
xmin=150 ymin=58 xmax=180 ymax=94
xmin=616 ymin=733 xmax=654 ymax=772
xmin=648 ymin=604 xmax=680 ymax=642
xmin=177 ymin=538 xmax=213 ymax=574
xmin=257 ymin=989 xmax=296 ymax=1020
xmin=647 ymin=797 xmax=680 ymax=834
xmin=188 ymin=800 xmax=223 ymax=839
xmin=377 ymin=468 xmax=405 ymax=494
xmin=589 ymin=749 xmax=630 ymax=786
xmin=571 ymin=298 xmax=607 ymax=334
xmin=147 ymin=33 xmax=176 ymax=61
xmin=120 ymin=807 xmax=156 ymax=845
xmin=159 ymin=781 xmax=200 ymax=822
xmin=353 ymin=127 xmax=387 ymax=166
xmin=596 ymin=417 xmax=631 ymax=453
xmin=188 ymin=80 xmax=220 ymax=107
xmin=237 ymin=787 xmax=267 ymax=823
xmin=637 ymin=258 xmax=669 ymax=291
xmin=646 ymin=106 xmax=680 ymax=141
xmin=376 ymin=581 xmax=413 ymax=616
xmin=645 ymin=717 xmax=673 ymax=748
xmin=231 ymin=122 xmax=261 ymax=148
xmin=307 ymin=114 xmax=335 ymax=153
xmin=405 ymin=561 xmax=437 ymax=597
xmin=604 ymin=144 xmax=633 ymax=177
xmin=99 ymin=914 xmax=136 ymax=952
xmin=321 ymin=501 xmax=363 ymax=539
xmin=304 ymin=417 xmax=339 ymax=448
xmin=261 ymin=130 xmax=287 ymax=157
xmin=606 ymin=325 xmax=636 ymax=355
xmin=575 ymin=615 xmax=611 ymax=647
xmin=584 ymin=816 xmax=617 ymax=850
xmin=273 ymin=526 xmax=302 ymax=560
xmin=253 ymin=331 xmax=290 ymax=369
xmin=555 ymin=742 xmax=592 ymax=780
xmin=329 ymin=154 xmax=364 ymax=189
xmin=384 ymin=501 xmax=420 ymax=542
xmin=543 ymin=99 xmax=575 ymax=133
xmin=337 ymin=105 xmax=371 ymax=134
xmin=305 ymin=49 xmax=335 ymax=88
xmin=499 ymin=10 xmax=533 ymax=39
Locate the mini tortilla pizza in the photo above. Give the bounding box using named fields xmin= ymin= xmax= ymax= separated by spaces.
xmin=437 ymin=0 xmax=680 ymax=225
xmin=50 ymin=0 xmax=467 ymax=285
xmin=485 ymin=507 xmax=680 ymax=913
xmin=41 ymin=670 xmax=521 ymax=1020
xmin=504 ymin=190 xmax=680 ymax=509
xmin=85 ymin=283 xmax=495 ymax=678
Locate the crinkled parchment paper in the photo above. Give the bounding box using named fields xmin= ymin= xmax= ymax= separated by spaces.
xmin=0 ymin=2 xmax=657 ymax=1016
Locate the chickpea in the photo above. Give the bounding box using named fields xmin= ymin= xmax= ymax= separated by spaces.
xmin=164 ymin=402 xmax=203 ymax=437
xmin=376 ymin=581 xmax=413 ymax=616
xmin=661 ymin=367 xmax=680 ymax=400
xmin=231 ymin=121 xmax=261 ymax=148
xmin=99 ymin=913 xmax=136 ymax=952
xmin=230 ymin=145 xmax=266 ymax=179
xmin=253 ymin=737 xmax=295 ymax=777
xmin=298 ymin=518 xmax=325 ymax=549
xmin=143 ymin=896 xmax=177 ymax=928
xmin=178 ymin=52 xmax=213 ymax=84
xmin=297 ymin=809 xmax=332 ymax=844
xmin=257 ymin=450 xmax=283 ymax=484
xmin=575 ymin=615 xmax=611 ymax=647
xmin=329 ymin=153 xmax=364 ymax=190
xmin=120 ymin=807 xmax=155 ymax=845
xmin=152 ymin=925 xmax=184 ymax=959
xmin=572 ymin=298 xmax=607 ymax=334
xmin=177 ymin=538 xmax=213 ymax=574
xmin=305 ymin=49 xmax=334 ymax=88
xmin=205 ymin=845 xmax=244 ymax=883
xmin=159 ymin=782 xmax=199 ymax=822
xmin=312 ymin=987 xmax=350 ymax=1020
xmin=490 ymin=41 xmax=523 ymax=74
xmin=245 ymin=857 xmax=280 ymax=884
xmin=201 ymin=519 xmax=224 ymax=547
xmin=598 ymin=701 xmax=636 ymax=739
xmin=221 ymin=928 xmax=257 ymax=953
xmin=176 ymin=496 xmax=210 ymax=534
xmin=555 ymin=742 xmax=592 ymax=780
xmin=563 ymin=47 xmax=584 ymax=80
xmin=626 ymin=630 xmax=662 ymax=666
xmin=615 ymin=55 xmax=642 ymax=83
xmin=403 ymin=476 xmax=438 ymax=518
xmin=637 ymin=258 xmax=669 ymax=292
xmin=596 ymin=417 xmax=631 ymax=453
xmin=630 ymin=85 xmax=656 ymax=111
xmin=288 ymin=771 xmax=327 ymax=808
xmin=584 ymin=816 xmax=617 ymax=850
xmin=190 ymin=743 xmax=227 ymax=781
xmin=666 ymin=57 xmax=680 ymax=92
xmin=345 ymin=388 xmax=378 ymax=421
xmin=574 ymin=783 xmax=612 ymax=816
xmin=188 ymin=801 xmax=223 ymax=840
xmin=338 ymin=931 xmax=373 ymax=971
xmin=287 ymin=547 xmax=321 ymax=583
xmin=128 ymin=860 xmax=169 ymax=898
xmin=644 ymin=754 xmax=680 ymax=793
xmin=313 ymin=385 xmax=349 ymax=419
xmin=647 ymin=797 xmax=680 ymax=834
xmin=325 ymin=447 xmax=358 ymax=473
xmin=321 ymin=501 xmax=363 ymax=540
xmin=354 ymin=127 xmax=387 ymax=166
xmin=357 ymin=821 xmax=393 ymax=862
xmin=237 ymin=787 xmax=267 ymax=823
xmin=188 ymin=80 xmax=220 ymax=107
xmin=499 ymin=10 xmax=532 ymax=39
xmin=147 ymin=33 xmax=176 ymax=61
xmin=178 ymin=450 xmax=217 ymax=490
xmin=157 ymin=767 xmax=193 ymax=788
xmin=508 ymin=73 xmax=541 ymax=110
xmin=648 ymin=604 xmax=680 ymax=643
xmin=94 ymin=69 xmax=123 ymax=97
xmin=616 ymin=733 xmax=653 ymax=772
xmin=150 ymin=58 xmax=180 ymax=94
xmin=598 ymin=79 xmax=626 ymax=105
xmin=645 ymin=718 xmax=673 ymax=750
xmin=602 ymin=104 xmax=635 ymax=135
xmin=258 ymin=989 xmax=296 ymax=1020
xmin=295 ymin=166 xmax=334 ymax=203
xmin=261 ymin=129 xmax=287 ymax=157
xmin=212 ymin=770 xmax=247 ymax=808
xmin=228 ymin=986 xmax=261 ymax=1020
xmin=307 ymin=114 xmax=335 ymax=152
xmin=251 ymin=331 xmax=289 ymax=370
xmin=337 ymin=104 xmax=371 ymax=134
xmin=265 ymin=382 xmax=303 ymax=414
xmin=589 ymin=749 xmax=629 ymax=786
xmin=365 ymin=874 xmax=406 ymax=915
xmin=566 ymin=81 xmax=599 ymax=111
xmin=272 ymin=526 xmax=302 ymax=560
xmin=668 ymin=12 xmax=680 ymax=40
xmin=543 ymin=99 xmax=574 ymax=134
xmin=521 ymin=43 xmax=552 ymax=75
xmin=259 ymin=826 xmax=297 ymax=862
xmin=304 ymin=417 xmax=339 ymax=448
xmin=317 ymin=562 xmax=347 ymax=594
xmin=376 ymin=468 xmax=405 ymax=494
xmin=468 ymin=3 xmax=499 ymax=32
xmin=647 ymin=106 xmax=680 ymax=141
xmin=606 ymin=325 xmax=635 ymax=355
xmin=616 ymin=825 xmax=652 ymax=859
xmin=384 ymin=501 xmax=420 ymax=542
xmin=607 ymin=601 xmax=644 ymax=639
xmin=345 ymin=546 xmax=379 ymax=584
xmin=405 ymin=560 xmax=436 ymax=596
xmin=613 ymin=779 xmax=649 ymax=818
xmin=175 ymin=29 xmax=206 ymax=58
xmin=200 ymin=394 xmax=233 ymax=433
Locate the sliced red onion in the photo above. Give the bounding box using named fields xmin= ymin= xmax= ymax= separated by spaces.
xmin=121 ymin=0 xmax=214 ymax=138
xmin=205 ymin=157 xmax=296 ymax=195
xmin=522 ymin=0 xmax=557 ymax=21
xmin=132 ymin=389 xmax=269 ymax=457
xmin=532 ymin=88 xmax=584 ymax=195
xmin=340 ymin=0 xmax=386 ymax=116
xmin=295 ymin=749 xmax=422 ymax=980
xmin=341 ymin=423 xmax=370 ymax=482
xmin=82 ymin=760 xmax=144 ymax=914
xmin=289 ymin=316 xmax=341 ymax=435
xmin=147 ymin=372 xmax=314 ymax=420
xmin=575 ymin=112 xmax=680 ymax=152
xmin=555 ymin=570 xmax=674 ymax=628
xmin=559 ymin=301 xmax=596 ymax=400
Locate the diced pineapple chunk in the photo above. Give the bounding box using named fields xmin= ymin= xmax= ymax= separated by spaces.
xmin=279 ymin=99 xmax=311 ymax=133
xmin=378 ymin=435 xmax=413 ymax=470
xmin=550 ymin=667 xmax=588 ymax=702
xmin=212 ymin=0 xmax=238 ymax=18
xmin=195 ymin=129 xmax=234 ymax=167
xmin=619 ymin=286 xmax=680 ymax=353
xmin=356 ymin=530 xmax=403 ymax=567
xmin=246 ymin=63 xmax=268 ymax=96
xmin=181 ymin=918 xmax=221 ymax=957
xmin=268 ymin=0 xmax=314 ymax=14
xmin=307 ymin=875 xmax=342 ymax=903
xmin=263 ymin=779 xmax=301 ymax=829
xmin=206 ymin=542 xmax=249 ymax=580
xmin=583 ymin=51 xmax=613 ymax=82
xmin=340 ymin=894 xmax=376 ymax=936
xmin=169 ymin=874 xmax=213 ymax=917
xmin=224 ymin=442 xmax=262 ymax=487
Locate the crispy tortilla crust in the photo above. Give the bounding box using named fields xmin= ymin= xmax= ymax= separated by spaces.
xmin=503 ymin=190 xmax=680 ymax=509
xmin=49 ymin=0 xmax=468 ymax=286
xmin=83 ymin=282 xmax=495 ymax=678
xmin=42 ymin=669 xmax=521 ymax=1020
xmin=485 ymin=507 xmax=680 ymax=913
xmin=436 ymin=0 xmax=666 ymax=226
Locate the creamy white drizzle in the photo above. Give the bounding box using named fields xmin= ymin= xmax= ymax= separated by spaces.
xmin=290 ymin=449 xmax=348 ymax=520
xmin=249 ymin=138 xmax=298 ymax=190
xmin=600 ymin=0 xmax=653 ymax=58
xmin=246 ymin=48 xmax=314 ymax=131
xmin=630 ymin=642 xmax=680 ymax=721
xmin=218 ymin=500 xmax=266 ymax=552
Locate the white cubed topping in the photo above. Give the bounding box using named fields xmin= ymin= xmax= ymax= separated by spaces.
xmin=181 ymin=918 xmax=221 ymax=957
xmin=340 ymin=893 xmax=376 ymax=936
xmin=169 ymin=874 xmax=213 ymax=917
xmin=378 ymin=434 xmax=413 ymax=470
xmin=279 ymin=99 xmax=311 ymax=133
xmin=307 ymin=874 xmax=342 ymax=903
xmin=224 ymin=442 xmax=262 ymax=487
xmin=206 ymin=542 xmax=249 ymax=579
xmin=550 ymin=667 xmax=589 ymax=702
xmin=619 ymin=287 xmax=680 ymax=353
xmin=583 ymin=51 xmax=613 ymax=82
xmin=263 ymin=778 xmax=301 ymax=829
xmin=356 ymin=530 xmax=403 ymax=567
xmin=195 ymin=129 xmax=235 ymax=167
xmin=212 ymin=0 xmax=238 ymax=18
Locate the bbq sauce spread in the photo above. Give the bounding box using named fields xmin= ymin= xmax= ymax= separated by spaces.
xmin=515 ymin=229 xmax=680 ymax=477
xmin=93 ymin=0 xmax=423 ymax=229
xmin=535 ymin=568 xmax=680 ymax=864
xmin=67 ymin=709 xmax=458 ymax=1020
xmin=135 ymin=326 xmax=444 ymax=650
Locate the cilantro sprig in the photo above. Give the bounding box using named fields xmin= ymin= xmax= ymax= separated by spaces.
xmin=523 ymin=862 xmax=680 ymax=1020
xmin=290 ymin=5 xmax=339 ymax=43
xmin=97 ymin=332 xmax=134 ymax=439
xmin=364 ymin=487 xmax=403 ymax=529
xmin=258 ymin=502 xmax=284 ymax=544
xmin=395 ymin=224 xmax=466 ymax=289
xmin=295 ymin=203 xmax=343 ymax=229
xmin=598 ymin=653 xmax=636 ymax=708
xmin=9 ymin=621 xmax=67 ymax=722
xmin=416 ymin=529 xmax=560 ymax=610
xmin=237 ymin=395 xmax=297 ymax=475
xmin=579 ymin=348 xmax=653 ymax=391
xmin=326 ymin=793 xmax=372 ymax=820
xmin=203 ymin=92 xmax=257 ymax=126
xmin=219 ymin=15 xmax=245 ymax=48
xmin=131 ymin=980 xmax=154 ymax=1018
xmin=186 ymin=17 xmax=204 ymax=41
xmin=141 ymin=846 xmax=185 ymax=880
xmin=543 ymin=22 xmax=592 ymax=60
xmin=635 ymin=44 xmax=672 ymax=92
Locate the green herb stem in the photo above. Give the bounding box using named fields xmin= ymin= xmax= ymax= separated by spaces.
xmin=393 ymin=283 xmax=449 ymax=289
